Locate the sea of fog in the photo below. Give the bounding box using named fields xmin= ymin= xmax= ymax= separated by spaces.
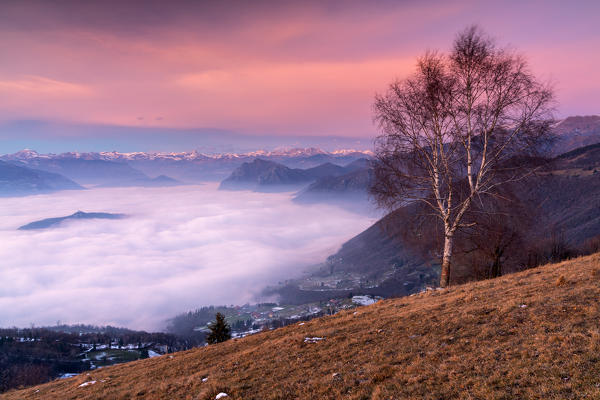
xmin=0 ymin=184 xmax=376 ymax=330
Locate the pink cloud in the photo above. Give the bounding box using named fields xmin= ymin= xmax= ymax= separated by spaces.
xmin=0 ymin=75 xmax=91 ymax=96
xmin=0 ymin=1 xmax=597 ymax=137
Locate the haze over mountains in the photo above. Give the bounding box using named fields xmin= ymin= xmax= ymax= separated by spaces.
xmin=1 ymin=114 xmax=600 ymax=328
xmin=0 ymin=120 xmax=374 ymax=154
xmin=0 ymin=148 xmax=372 ymax=193
xmin=0 ymin=160 xmax=82 ymax=196
xmin=552 ymin=115 xmax=600 ymax=154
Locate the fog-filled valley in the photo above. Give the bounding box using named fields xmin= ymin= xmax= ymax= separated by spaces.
xmin=0 ymin=184 xmax=376 ymax=330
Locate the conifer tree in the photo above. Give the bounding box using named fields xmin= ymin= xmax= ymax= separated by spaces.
xmin=206 ymin=313 xmax=231 ymax=344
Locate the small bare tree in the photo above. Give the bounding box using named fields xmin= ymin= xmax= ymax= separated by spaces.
xmin=371 ymin=26 xmax=555 ymax=287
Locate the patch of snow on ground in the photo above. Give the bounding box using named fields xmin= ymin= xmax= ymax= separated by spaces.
xmin=59 ymin=373 xmax=79 ymax=379
xmin=231 ymin=328 xmax=263 ymax=339
xmin=215 ymin=393 xmax=228 ymax=399
xmin=304 ymin=337 xmax=324 ymax=343
xmin=78 ymin=381 xmax=96 ymax=387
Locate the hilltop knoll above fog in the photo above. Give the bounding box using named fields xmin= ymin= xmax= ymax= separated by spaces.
xmin=18 ymin=211 xmax=127 ymax=230
xmin=5 ymin=254 xmax=600 ymax=399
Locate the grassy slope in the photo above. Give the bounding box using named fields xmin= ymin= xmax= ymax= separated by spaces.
xmin=4 ymin=255 xmax=600 ymax=400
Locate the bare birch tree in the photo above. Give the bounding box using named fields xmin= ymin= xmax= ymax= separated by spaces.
xmin=371 ymin=26 xmax=555 ymax=287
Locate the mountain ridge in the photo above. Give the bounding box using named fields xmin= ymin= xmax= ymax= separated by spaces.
xmin=2 ymin=148 xmax=373 ymax=183
xmin=2 ymin=148 xmax=373 ymax=163
xmin=0 ymin=160 xmax=83 ymax=196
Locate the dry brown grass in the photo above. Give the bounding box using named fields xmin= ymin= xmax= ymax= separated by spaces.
xmin=4 ymin=254 xmax=600 ymax=399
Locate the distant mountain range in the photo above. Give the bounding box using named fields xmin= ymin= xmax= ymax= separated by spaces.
xmin=0 ymin=160 xmax=83 ymax=196
xmin=18 ymin=211 xmax=127 ymax=230
xmin=1 ymin=115 xmax=599 ymax=196
xmin=0 ymin=148 xmax=373 ymax=190
xmin=3 ymin=147 xmax=371 ymax=164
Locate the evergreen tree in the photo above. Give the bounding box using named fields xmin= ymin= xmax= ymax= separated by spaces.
xmin=206 ymin=313 xmax=231 ymax=344
xmin=139 ymin=348 xmax=149 ymax=359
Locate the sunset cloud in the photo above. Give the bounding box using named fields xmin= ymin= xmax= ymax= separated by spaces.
xmin=0 ymin=0 xmax=598 ymax=141
xmin=0 ymin=75 xmax=91 ymax=97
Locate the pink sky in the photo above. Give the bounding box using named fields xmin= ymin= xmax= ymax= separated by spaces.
xmin=0 ymin=0 xmax=599 ymax=139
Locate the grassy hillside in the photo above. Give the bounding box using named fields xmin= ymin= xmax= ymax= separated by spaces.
xmin=4 ymin=255 xmax=600 ymax=399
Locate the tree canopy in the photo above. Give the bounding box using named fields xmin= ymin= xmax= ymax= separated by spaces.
xmin=371 ymin=26 xmax=555 ymax=287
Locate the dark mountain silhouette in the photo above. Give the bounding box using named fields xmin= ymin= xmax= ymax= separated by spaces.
xmin=293 ymin=159 xmax=374 ymax=207
xmin=18 ymin=211 xmax=127 ymax=230
xmin=220 ymin=159 xmax=324 ymax=190
xmin=0 ymin=160 xmax=83 ymax=196
xmin=10 ymin=158 xmax=149 ymax=186
xmin=342 ymin=157 xmax=372 ymax=172
xmin=5 ymin=157 xmax=180 ymax=188
xmin=302 ymin=162 xmax=347 ymax=179
xmin=220 ymin=158 xmax=376 ymax=196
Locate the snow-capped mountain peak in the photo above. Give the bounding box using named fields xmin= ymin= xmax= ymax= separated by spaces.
xmin=2 ymin=147 xmax=372 ymax=161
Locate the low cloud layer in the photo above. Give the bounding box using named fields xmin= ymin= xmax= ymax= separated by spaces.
xmin=0 ymin=184 xmax=375 ymax=330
